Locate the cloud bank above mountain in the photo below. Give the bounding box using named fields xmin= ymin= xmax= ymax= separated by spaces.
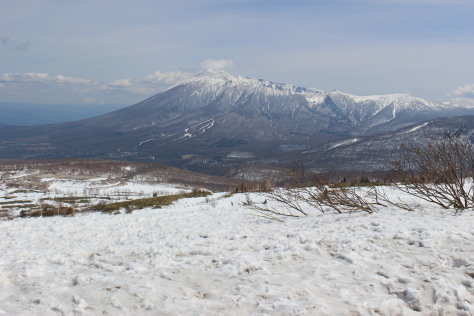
xmin=1 ymin=1 xmax=473 ymax=106
xmin=0 ymin=70 xmax=193 ymax=105
xmin=1 ymin=62 xmax=473 ymax=107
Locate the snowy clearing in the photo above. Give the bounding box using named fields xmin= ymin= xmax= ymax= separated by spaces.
xmin=1 ymin=189 xmax=474 ymax=315
xmin=0 ymin=174 xmax=191 ymax=218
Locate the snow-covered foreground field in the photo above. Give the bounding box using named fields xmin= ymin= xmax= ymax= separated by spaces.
xmin=1 ymin=190 xmax=474 ymax=315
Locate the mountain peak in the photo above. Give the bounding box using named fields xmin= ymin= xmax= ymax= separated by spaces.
xmin=191 ymin=69 xmax=236 ymax=81
xmin=176 ymin=70 xmax=325 ymax=100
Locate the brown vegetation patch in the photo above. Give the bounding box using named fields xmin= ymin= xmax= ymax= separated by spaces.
xmin=90 ymin=190 xmax=211 ymax=214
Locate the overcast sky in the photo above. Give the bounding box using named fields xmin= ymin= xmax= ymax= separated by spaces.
xmin=1 ymin=0 xmax=473 ymax=106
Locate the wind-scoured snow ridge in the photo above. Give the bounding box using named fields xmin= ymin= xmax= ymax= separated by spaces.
xmin=405 ymin=121 xmax=431 ymax=134
xmin=315 ymin=91 xmax=455 ymax=127
xmin=326 ymin=91 xmax=443 ymax=110
xmin=305 ymin=137 xmax=361 ymax=153
xmin=178 ymin=69 xmax=326 ymax=99
xmin=326 ymin=138 xmax=360 ymax=150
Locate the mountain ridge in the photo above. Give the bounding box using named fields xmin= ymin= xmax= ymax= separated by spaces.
xmin=1 ymin=70 xmax=474 ymax=175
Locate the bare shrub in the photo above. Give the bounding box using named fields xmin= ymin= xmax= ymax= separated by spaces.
xmin=38 ymin=204 xmax=75 ymax=217
xmin=125 ymin=205 xmax=134 ymax=214
xmin=0 ymin=209 xmax=12 ymax=220
xmin=19 ymin=204 xmax=76 ymax=218
xmin=393 ymin=129 xmax=474 ymax=212
xmin=248 ymin=188 xmax=307 ymax=221
xmin=233 ymin=180 xmax=273 ymax=194
xmin=65 ymin=207 xmax=76 ymax=216
xmin=368 ymin=186 xmax=423 ymax=212
xmin=241 ymin=193 xmax=255 ymax=206
xmin=247 ymin=171 xmax=382 ymax=220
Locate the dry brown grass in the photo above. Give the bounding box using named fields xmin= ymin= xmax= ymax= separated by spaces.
xmin=90 ymin=190 xmax=211 ymax=214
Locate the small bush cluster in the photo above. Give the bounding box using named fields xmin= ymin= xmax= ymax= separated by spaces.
xmin=45 ymin=196 xmax=95 ymax=204
xmin=90 ymin=190 xmax=211 ymax=214
xmin=20 ymin=204 xmax=76 ymax=218
xmin=0 ymin=209 xmax=12 ymax=219
xmin=232 ymin=180 xmax=275 ymax=194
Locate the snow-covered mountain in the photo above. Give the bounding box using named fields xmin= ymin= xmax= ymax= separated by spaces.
xmin=315 ymin=91 xmax=466 ymax=134
xmin=0 ymin=69 xmax=473 ymax=174
xmin=102 ymin=69 xmax=466 ymax=134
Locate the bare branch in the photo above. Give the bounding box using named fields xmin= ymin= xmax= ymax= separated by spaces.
xmin=393 ymin=128 xmax=474 ymax=213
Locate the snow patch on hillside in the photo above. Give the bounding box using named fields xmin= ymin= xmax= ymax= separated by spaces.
xmin=327 ymin=138 xmax=360 ymax=150
xmin=405 ymin=121 xmax=430 ymax=134
xmin=226 ymin=151 xmax=256 ymax=159
xmin=138 ymin=139 xmax=154 ymax=146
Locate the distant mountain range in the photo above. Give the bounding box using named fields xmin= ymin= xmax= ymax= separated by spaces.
xmin=1 ymin=70 xmax=473 ymax=176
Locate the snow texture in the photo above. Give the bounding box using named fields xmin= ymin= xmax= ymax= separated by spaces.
xmin=176 ymin=69 xmax=455 ymax=117
xmin=1 ymin=187 xmax=474 ymax=315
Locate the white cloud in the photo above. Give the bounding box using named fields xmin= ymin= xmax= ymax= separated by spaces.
xmin=55 ymin=75 xmax=94 ymax=85
xmin=108 ymin=79 xmax=134 ymax=88
xmin=141 ymin=71 xmax=191 ymax=85
xmin=0 ymin=72 xmax=95 ymax=85
xmin=448 ymin=84 xmax=474 ymax=107
xmin=0 ymin=71 xmax=192 ymax=98
xmin=449 ymin=84 xmax=474 ymax=98
xmin=0 ymin=70 xmax=193 ymax=104
xmin=101 ymin=71 xmax=192 ymax=95
xmin=200 ymin=59 xmax=233 ymax=70
xmin=449 ymin=98 xmax=474 ymax=107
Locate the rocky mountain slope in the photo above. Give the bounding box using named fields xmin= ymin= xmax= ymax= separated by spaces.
xmin=300 ymin=115 xmax=474 ymax=172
